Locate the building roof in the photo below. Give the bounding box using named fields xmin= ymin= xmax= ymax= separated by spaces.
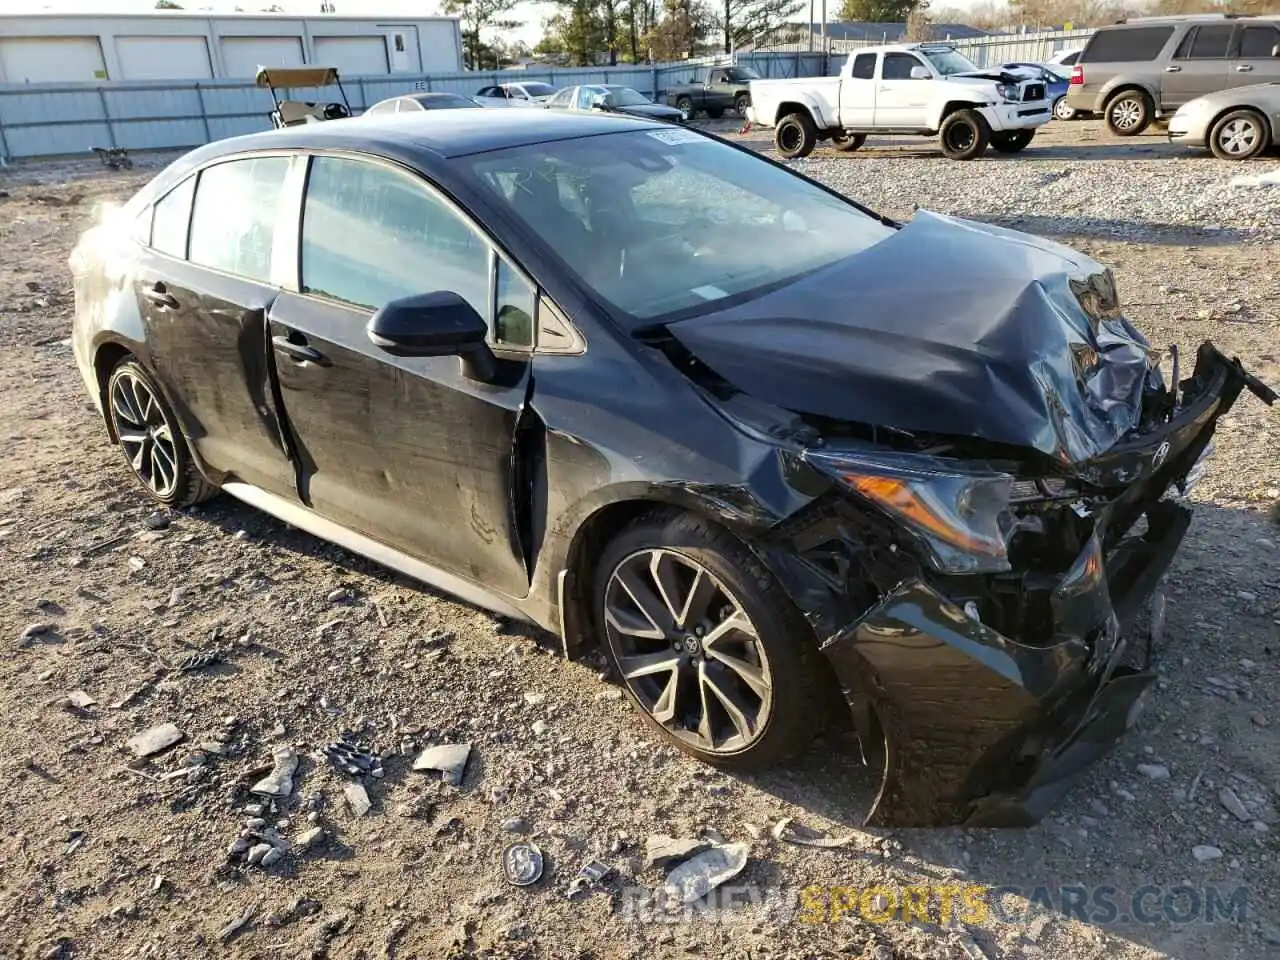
xmin=812 ymin=21 xmax=989 ymax=41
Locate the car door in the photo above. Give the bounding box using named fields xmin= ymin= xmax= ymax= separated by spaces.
xmin=839 ymin=51 xmax=877 ymax=127
xmin=133 ymin=154 xmax=297 ymax=497
xmin=1231 ymin=23 xmax=1280 ymax=86
xmin=704 ymin=68 xmax=730 ymax=109
xmin=1163 ymin=24 xmax=1233 ymax=108
xmin=266 ymin=153 xmax=534 ymax=598
xmin=873 ymin=52 xmax=932 ymax=127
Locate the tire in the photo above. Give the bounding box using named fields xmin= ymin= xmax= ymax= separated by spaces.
xmin=774 ymin=111 xmax=817 ymax=159
xmin=831 ymin=131 xmax=867 ymax=152
xmin=1105 ymin=89 xmax=1151 ymax=136
xmin=676 ymin=96 xmax=694 ymax=122
xmin=706 ymin=106 xmax=724 ymax=119
xmin=593 ymin=508 xmax=823 ymax=771
xmin=734 ymin=93 xmax=750 ymax=118
xmin=990 ymin=129 xmax=1035 ymax=153
xmin=938 ymin=108 xmax=990 ymax=160
xmin=105 ymin=359 xmax=218 ymax=508
xmin=1052 ymin=95 xmax=1076 ymax=122
xmin=1208 ymin=109 xmax=1269 ymax=161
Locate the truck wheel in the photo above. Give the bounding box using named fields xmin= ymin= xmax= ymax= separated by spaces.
xmin=1105 ymin=90 xmax=1151 ymax=136
xmin=734 ymin=93 xmax=750 ymax=118
xmin=676 ymin=96 xmax=694 ymax=122
xmin=831 ymin=132 xmax=867 ymax=152
xmin=706 ymin=106 xmax=724 ymax=119
xmin=939 ymin=109 xmax=990 ymax=160
xmin=990 ymin=129 xmax=1034 ymax=153
xmin=775 ymin=112 xmax=817 ymax=159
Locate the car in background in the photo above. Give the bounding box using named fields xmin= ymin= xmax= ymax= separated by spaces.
xmin=473 ymin=82 xmax=558 ymax=108
xmin=1047 ymin=47 xmax=1083 ymax=67
xmin=544 ymin=84 xmax=684 ymax=122
xmin=365 ymin=92 xmax=482 ymax=115
xmin=1001 ymin=61 xmax=1075 ymax=120
xmin=1065 ymin=14 xmax=1280 ymax=136
xmin=664 ymin=65 xmax=761 ymax=120
xmin=1168 ymin=80 xmax=1280 ymax=159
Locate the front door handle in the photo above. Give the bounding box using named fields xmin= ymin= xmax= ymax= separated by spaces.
xmin=1164 ymin=65 xmax=1181 ymax=72
xmin=142 ymin=282 xmax=178 ymax=309
xmin=272 ymin=334 xmax=328 ymax=366
xmin=1236 ymin=64 xmax=1253 ymax=72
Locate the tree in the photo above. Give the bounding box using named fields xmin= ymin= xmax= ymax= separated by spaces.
xmin=903 ymin=0 xmax=931 ymax=38
xmin=155 ymin=0 xmax=182 ymax=7
xmin=647 ymin=0 xmax=715 ymax=60
xmin=718 ymin=0 xmax=802 ymax=52
xmin=836 ymin=0 xmax=919 ymax=21
xmin=441 ymin=0 xmax=524 ymax=70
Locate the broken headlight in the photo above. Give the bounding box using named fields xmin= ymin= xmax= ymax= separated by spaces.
xmin=805 ymin=449 xmax=1018 ymax=575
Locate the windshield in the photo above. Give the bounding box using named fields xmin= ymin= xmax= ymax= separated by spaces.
xmin=921 ymin=48 xmax=979 ymax=76
xmin=606 ymin=87 xmax=651 ymax=106
xmin=522 ymin=82 xmax=556 ymax=97
xmin=464 ymin=130 xmax=893 ymax=324
xmin=725 ymin=67 xmax=761 ymax=81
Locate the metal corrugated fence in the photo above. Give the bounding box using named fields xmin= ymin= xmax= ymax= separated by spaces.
xmin=0 ymin=34 xmax=1086 ymax=161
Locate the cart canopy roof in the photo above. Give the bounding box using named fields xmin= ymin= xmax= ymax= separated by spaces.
xmin=255 ymin=66 xmax=341 ymax=89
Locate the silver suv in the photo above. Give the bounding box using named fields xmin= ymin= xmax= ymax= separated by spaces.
xmin=1065 ymin=14 xmax=1280 ymax=135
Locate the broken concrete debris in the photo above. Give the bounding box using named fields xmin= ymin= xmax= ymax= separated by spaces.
xmin=344 ymin=782 xmax=372 ymax=818
xmin=662 ymin=843 xmax=750 ymax=905
xmin=502 ymin=841 xmax=545 ymax=887
xmin=412 ymin=742 xmax=471 ymax=786
xmin=126 ymin=722 xmax=185 ymax=759
xmin=250 ymin=746 xmax=299 ymax=799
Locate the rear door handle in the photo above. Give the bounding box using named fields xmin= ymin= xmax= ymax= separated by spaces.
xmin=142 ymin=282 xmax=178 ymax=309
xmin=1236 ymin=64 xmax=1253 ymax=72
xmin=1164 ymin=65 xmax=1181 ymax=72
xmin=272 ymin=334 xmax=328 ymax=366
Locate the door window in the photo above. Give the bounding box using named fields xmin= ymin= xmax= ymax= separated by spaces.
xmin=1174 ymin=25 xmax=1233 ymax=59
xmin=1239 ymin=25 xmax=1280 ymax=58
xmin=188 ymin=156 xmax=289 ymax=283
xmin=150 ymin=174 xmax=196 ymax=258
xmin=299 ymin=156 xmax=491 ymax=321
xmin=882 ymin=53 xmax=925 ymax=80
xmin=577 ymin=86 xmax=603 ymax=109
xmin=851 ymin=53 xmax=876 ymax=79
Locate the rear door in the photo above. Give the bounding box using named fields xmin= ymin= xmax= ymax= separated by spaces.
xmin=1163 ymin=24 xmax=1233 ymax=108
xmin=1231 ymin=22 xmax=1280 ymax=86
xmin=134 ymin=154 xmax=297 ymax=497
xmin=839 ymin=51 xmax=877 ymax=127
xmin=266 ymin=153 xmax=534 ymax=597
xmin=873 ymin=52 xmax=932 ymax=127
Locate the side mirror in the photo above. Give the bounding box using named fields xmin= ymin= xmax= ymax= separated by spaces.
xmin=366 ymin=291 xmax=497 ymax=381
xmin=909 ymin=65 xmax=931 ymax=80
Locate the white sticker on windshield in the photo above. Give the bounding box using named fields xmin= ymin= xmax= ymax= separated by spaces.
xmin=691 ymin=285 xmax=728 ymax=300
xmin=647 ymin=128 xmax=706 ymax=145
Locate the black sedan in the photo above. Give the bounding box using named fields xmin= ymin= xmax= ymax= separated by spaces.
xmin=69 ymin=110 xmax=1274 ymax=827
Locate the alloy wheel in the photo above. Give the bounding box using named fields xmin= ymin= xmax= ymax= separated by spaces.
xmin=109 ymin=369 xmax=179 ymax=498
xmin=1053 ymin=97 xmax=1074 ymax=121
xmin=1110 ymin=98 xmax=1142 ymax=132
xmin=603 ymin=549 xmax=773 ymax=754
xmin=1217 ymin=117 xmax=1259 ymax=157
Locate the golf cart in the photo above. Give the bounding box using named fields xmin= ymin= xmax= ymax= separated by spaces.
xmin=256 ymin=66 xmax=353 ymax=128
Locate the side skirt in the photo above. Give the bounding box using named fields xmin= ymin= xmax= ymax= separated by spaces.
xmin=221 ymin=482 xmax=530 ymax=622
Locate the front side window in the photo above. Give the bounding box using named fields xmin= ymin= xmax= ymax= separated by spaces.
xmin=466 ymin=130 xmax=893 ymax=324
xmin=188 ymin=156 xmax=289 ymax=283
xmin=150 ymin=174 xmax=196 ymax=259
xmin=883 ymin=52 xmax=926 ymax=80
xmin=300 ymin=156 xmax=490 ymax=319
xmin=577 ymin=86 xmax=604 ymax=109
xmin=851 ymin=53 xmax=876 ymax=79
xmin=725 ymin=67 xmax=760 ymax=82
xmin=1239 ymin=25 xmax=1280 ymax=58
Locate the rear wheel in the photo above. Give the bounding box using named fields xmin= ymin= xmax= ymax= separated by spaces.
xmin=105 ymin=359 xmax=218 ymax=508
xmin=1052 ymin=95 xmax=1076 ymax=121
xmin=1105 ymin=90 xmax=1151 ymax=136
xmin=734 ymin=93 xmax=751 ymax=118
xmin=594 ymin=509 xmax=821 ymax=770
xmin=1208 ymin=109 xmax=1269 ymax=161
xmin=990 ymin=129 xmax=1035 ymax=153
xmin=676 ymin=96 xmax=694 ymax=122
xmin=774 ymin=111 xmax=817 ymax=159
xmin=830 ymin=131 xmax=867 ymax=152
xmin=938 ymin=109 xmax=990 ymax=160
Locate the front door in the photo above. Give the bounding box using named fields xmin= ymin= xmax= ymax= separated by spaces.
xmin=136 ymin=156 xmax=296 ymax=497
xmin=1231 ymin=23 xmax=1280 ymax=87
xmin=873 ymin=52 xmax=933 ymax=127
xmin=1162 ymin=24 xmax=1233 ymax=109
xmin=269 ymin=153 xmax=535 ymax=598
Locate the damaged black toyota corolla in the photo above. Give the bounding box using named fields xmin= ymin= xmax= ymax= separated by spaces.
xmin=70 ymin=110 xmax=1276 ymax=827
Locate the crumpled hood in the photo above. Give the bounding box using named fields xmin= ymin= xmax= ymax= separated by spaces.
xmin=667 ymin=211 xmax=1155 ymax=465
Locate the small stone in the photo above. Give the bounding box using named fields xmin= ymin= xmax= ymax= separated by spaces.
xmin=20 ymin=623 xmax=51 ymax=642
xmin=244 ymin=817 xmax=266 ymax=830
xmin=260 ymin=848 xmax=282 ymax=867
xmin=151 ymin=875 xmax=166 ymax=893
xmin=1260 ymin=920 xmax=1280 ymax=946
xmin=327 ymin=587 xmax=351 ymax=604
xmin=501 ymin=817 xmax=531 ymax=834
xmin=1089 ymin=799 xmax=1110 ymax=817
xmin=1137 ymin=763 xmax=1170 ymax=780
xmin=1237 ymin=590 xmax=1258 ymax=602
xmin=1192 ymin=844 xmax=1223 ymax=862
xmin=65 ymin=690 xmax=96 ymax=709
xmin=126 ymin=722 xmax=185 ymax=758
xmin=344 ymin=783 xmax=372 ymax=818
xmin=531 ymin=720 xmax=549 ymax=737
xmin=246 ymin=843 xmax=272 ymax=865
xmin=1253 ymin=821 xmax=1270 ymax=833
xmin=1116 ymin=788 xmax=1136 ymax=802
xmin=228 ymin=837 xmax=250 ymax=857
xmin=296 ymin=827 xmax=324 ymax=851
xmin=127 ymin=556 xmax=145 ymax=571
xmin=243 ymin=803 xmax=265 ymax=817
xmin=523 ymin=691 xmax=546 ymax=706
xmin=1250 ymin=712 xmax=1269 ymax=727
xmin=1220 ymin=787 xmax=1252 ymax=823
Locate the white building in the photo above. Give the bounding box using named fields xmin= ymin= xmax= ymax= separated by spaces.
xmin=0 ymin=11 xmax=464 ymax=84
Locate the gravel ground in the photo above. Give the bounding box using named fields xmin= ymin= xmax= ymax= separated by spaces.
xmin=1 ymin=119 xmax=1278 ymax=960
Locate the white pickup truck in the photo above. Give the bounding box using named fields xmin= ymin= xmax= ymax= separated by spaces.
xmin=747 ymin=43 xmax=1053 ymax=160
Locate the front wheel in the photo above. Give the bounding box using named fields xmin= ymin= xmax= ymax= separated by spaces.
xmin=1208 ymin=109 xmax=1269 ymax=161
xmin=734 ymin=93 xmax=750 ymax=118
xmin=938 ymin=108 xmax=990 ymax=160
xmin=1105 ymin=90 xmax=1151 ymax=136
xmin=594 ymin=509 xmax=823 ymax=770
xmin=1052 ymin=95 xmax=1076 ymax=122
xmin=774 ymin=111 xmax=817 ymax=159
xmin=676 ymin=96 xmax=694 ymax=122
xmin=990 ymin=129 xmax=1035 ymax=153
xmin=830 ymin=131 xmax=867 ymax=152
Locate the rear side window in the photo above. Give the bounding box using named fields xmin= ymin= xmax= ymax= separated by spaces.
xmin=851 ymin=53 xmax=876 ymax=79
xmin=1174 ymin=25 xmax=1233 ymax=59
xmin=188 ymin=156 xmax=289 ymax=283
xmin=1081 ymin=26 xmax=1174 ymax=63
xmin=150 ymin=175 xmax=195 ymax=258
xmin=1239 ymin=24 xmax=1280 ymax=58
xmin=1059 ymin=51 xmax=1079 ymax=65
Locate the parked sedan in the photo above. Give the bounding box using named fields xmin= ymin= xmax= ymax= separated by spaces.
xmin=473 ymin=82 xmax=558 ymax=108
xmin=69 ymin=110 xmax=1275 ymax=827
xmin=1168 ymin=82 xmax=1280 ymax=160
xmin=364 ymin=92 xmax=482 ymax=114
xmin=544 ymin=84 xmax=684 ymax=122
